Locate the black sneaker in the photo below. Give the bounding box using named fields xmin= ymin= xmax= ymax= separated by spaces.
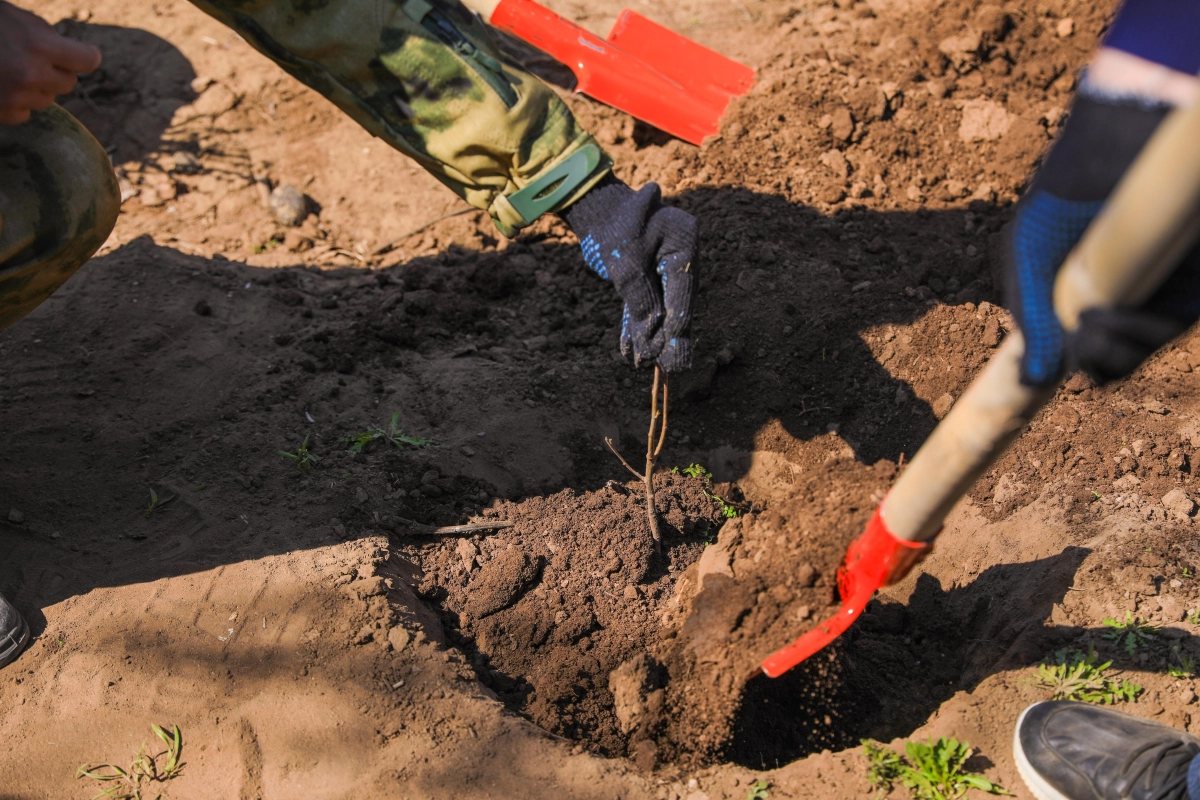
xmin=0 ymin=592 xmax=29 ymax=669
xmin=1015 ymin=701 xmax=1200 ymax=800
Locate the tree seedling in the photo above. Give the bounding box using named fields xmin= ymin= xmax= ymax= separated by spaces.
xmin=343 ymin=412 xmax=432 ymax=454
xmin=1033 ymin=645 xmax=1141 ymax=704
xmin=606 ymin=366 xmax=668 ymax=553
xmin=862 ymin=737 xmax=1011 ymax=800
xmin=746 ymin=779 xmax=770 ymax=800
xmin=77 ymin=723 xmax=184 ymax=800
xmin=1102 ymin=611 xmax=1158 ymax=655
xmin=280 ymin=434 xmax=318 ymax=470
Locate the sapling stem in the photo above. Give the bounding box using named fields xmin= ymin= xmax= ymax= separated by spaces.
xmin=605 ymin=365 xmax=668 ymax=553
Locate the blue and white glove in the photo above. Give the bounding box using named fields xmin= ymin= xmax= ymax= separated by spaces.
xmin=561 ymin=175 xmax=698 ymax=372
xmin=1007 ymin=86 xmax=1200 ymax=386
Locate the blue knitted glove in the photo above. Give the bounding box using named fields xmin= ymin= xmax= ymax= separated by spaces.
xmin=561 ymin=175 xmax=698 ymax=372
xmin=1007 ymin=86 xmax=1200 ymax=386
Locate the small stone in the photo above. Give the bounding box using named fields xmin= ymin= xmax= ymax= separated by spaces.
xmin=268 ymin=184 xmax=310 ymax=227
xmin=172 ymin=151 xmax=202 ymax=174
xmin=421 ymin=470 xmax=440 ymax=485
xmin=623 ymin=585 xmax=640 ymax=600
xmin=797 ymin=563 xmax=817 ymax=587
xmin=387 ymin=626 xmax=411 ymax=652
xmin=7 ymin=509 xmax=25 ymax=524
xmin=830 ymin=107 xmax=854 ymax=142
xmin=1183 ymin=688 xmax=1196 ymax=705
xmin=456 ymin=539 xmax=479 ymax=571
xmin=190 ymin=76 xmax=215 ymax=94
xmin=796 ymin=605 xmax=812 ymax=620
xmin=906 ymin=185 xmax=923 ymax=202
xmin=1171 ymin=579 xmax=1184 ymax=589
xmin=932 ymin=393 xmax=955 ymax=419
xmin=461 ymin=446 xmax=476 ymax=457
xmin=1162 ymin=489 xmax=1195 ymax=519
xmin=983 ymin=316 xmax=1001 ymax=348
xmin=1056 ymin=18 xmax=1075 ymax=37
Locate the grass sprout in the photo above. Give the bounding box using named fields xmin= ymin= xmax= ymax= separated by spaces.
xmin=77 ymin=723 xmax=183 ymax=800
xmin=1168 ymin=646 xmax=1197 ymax=678
xmin=672 ymin=462 xmax=739 ymax=518
xmin=863 ymin=737 xmax=1011 ymax=800
xmin=747 ymin=779 xmax=770 ymax=800
xmin=1034 ymin=646 xmax=1141 ymax=704
xmin=280 ymin=434 xmax=318 ymax=470
xmin=343 ymin=412 xmax=432 ymax=454
xmin=1102 ymin=611 xmax=1158 ymax=655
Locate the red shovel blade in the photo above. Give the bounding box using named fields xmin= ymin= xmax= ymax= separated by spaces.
xmin=490 ymin=0 xmax=753 ymax=144
xmin=606 ymin=11 xmax=755 ymax=100
xmin=760 ymin=506 xmax=932 ymax=678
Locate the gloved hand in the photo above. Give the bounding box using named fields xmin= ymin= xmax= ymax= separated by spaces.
xmin=560 ymin=174 xmax=698 ymax=372
xmin=1007 ymin=81 xmax=1200 ymax=387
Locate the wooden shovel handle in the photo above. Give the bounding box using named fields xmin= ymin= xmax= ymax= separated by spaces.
xmin=882 ymin=101 xmax=1200 ymax=543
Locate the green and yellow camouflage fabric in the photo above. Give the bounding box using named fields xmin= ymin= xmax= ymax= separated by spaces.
xmin=0 ymin=105 xmax=120 ymax=333
xmin=190 ymin=0 xmax=612 ymax=236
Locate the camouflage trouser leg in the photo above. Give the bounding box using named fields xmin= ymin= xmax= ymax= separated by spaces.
xmin=191 ymin=0 xmax=610 ymax=236
xmin=0 ymin=106 xmax=120 ymax=333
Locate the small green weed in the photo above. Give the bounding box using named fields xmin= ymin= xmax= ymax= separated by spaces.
xmin=713 ymin=494 xmax=739 ymax=518
xmin=1103 ymin=611 xmax=1158 ymax=655
xmin=676 ymin=463 xmax=713 ymax=481
xmin=1183 ymin=567 xmax=1193 ymax=580
xmin=673 ymin=462 xmax=738 ymax=519
xmin=862 ymin=737 xmax=1010 ymax=800
xmin=1091 ymin=490 xmax=1102 ymax=500
xmin=343 ymin=412 xmax=432 ymax=454
xmin=1033 ymin=646 xmax=1141 ymax=704
xmin=747 ymin=779 xmax=770 ymax=800
xmin=280 ymin=434 xmax=318 ymax=470
xmin=143 ymin=489 xmax=174 ymax=518
xmin=1168 ymin=646 xmax=1196 ymax=678
xmin=77 ymin=723 xmax=183 ymax=800
xmin=1188 ymin=609 xmax=1200 ymax=627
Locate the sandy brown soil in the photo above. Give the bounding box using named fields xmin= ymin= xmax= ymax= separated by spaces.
xmin=7 ymin=0 xmax=1200 ymax=797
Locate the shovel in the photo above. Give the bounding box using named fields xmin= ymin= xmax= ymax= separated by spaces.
xmin=462 ymin=0 xmax=754 ymax=145
xmin=760 ymin=99 xmax=1200 ymax=679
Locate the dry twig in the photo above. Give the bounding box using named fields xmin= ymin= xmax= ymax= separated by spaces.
xmin=605 ymin=365 xmax=668 ymax=552
xmin=372 ymin=207 xmax=481 ymax=255
xmin=395 ymin=517 xmax=513 ymax=536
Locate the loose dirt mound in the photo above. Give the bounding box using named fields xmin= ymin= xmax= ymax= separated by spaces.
xmin=406 ymin=473 xmax=725 ymax=755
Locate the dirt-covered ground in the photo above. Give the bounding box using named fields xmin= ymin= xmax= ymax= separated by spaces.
xmin=7 ymin=0 xmax=1200 ymax=797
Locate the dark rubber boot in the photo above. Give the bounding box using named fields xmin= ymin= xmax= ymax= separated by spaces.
xmin=1014 ymin=701 xmax=1200 ymax=800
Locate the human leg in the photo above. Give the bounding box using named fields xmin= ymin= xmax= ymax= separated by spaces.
xmin=0 ymin=104 xmax=120 ymax=332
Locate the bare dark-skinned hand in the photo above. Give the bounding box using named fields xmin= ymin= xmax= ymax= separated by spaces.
xmin=0 ymin=1 xmax=101 ymax=125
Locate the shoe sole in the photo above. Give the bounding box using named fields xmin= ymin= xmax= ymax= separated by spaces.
xmin=0 ymin=614 xmax=30 ymax=669
xmin=1013 ymin=703 xmax=1071 ymax=800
